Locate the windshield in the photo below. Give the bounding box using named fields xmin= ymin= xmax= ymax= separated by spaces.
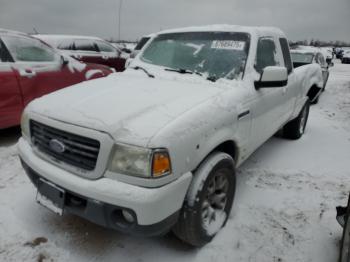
xmin=141 ymin=32 xmax=250 ymax=80
xmin=291 ymin=52 xmax=314 ymax=64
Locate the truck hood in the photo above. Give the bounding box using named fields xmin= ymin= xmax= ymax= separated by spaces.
xmin=29 ymin=70 xmax=228 ymax=147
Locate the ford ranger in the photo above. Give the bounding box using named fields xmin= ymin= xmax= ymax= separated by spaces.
xmin=19 ymin=25 xmax=323 ymax=246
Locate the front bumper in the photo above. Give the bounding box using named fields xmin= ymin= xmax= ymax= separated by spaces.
xmin=18 ymin=138 xmax=192 ymax=235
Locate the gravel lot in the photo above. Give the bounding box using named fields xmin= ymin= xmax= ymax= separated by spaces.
xmin=1 ymin=61 xmax=350 ymax=262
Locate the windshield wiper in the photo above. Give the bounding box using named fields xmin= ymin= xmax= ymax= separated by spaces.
xmin=131 ymin=66 xmax=155 ymax=78
xmin=165 ymin=68 xmax=202 ymax=76
xmin=206 ymin=75 xmax=219 ymax=82
xmin=165 ymin=67 xmax=221 ymax=82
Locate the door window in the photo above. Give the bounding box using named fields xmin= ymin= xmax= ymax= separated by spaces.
xmin=255 ymin=37 xmax=278 ymax=73
xmin=73 ymin=39 xmax=97 ymax=52
xmin=57 ymin=40 xmax=74 ymax=50
xmin=96 ymin=41 xmax=115 ymax=53
xmin=2 ymin=35 xmax=58 ymax=62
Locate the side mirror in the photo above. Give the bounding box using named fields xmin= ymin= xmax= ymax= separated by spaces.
xmin=326 ymin=58 xmax=334 ymax=67
xmin=255 ymin=66 xmax=288 ymax=89
xmin=61 ymin=55 xmax=69 ymax=67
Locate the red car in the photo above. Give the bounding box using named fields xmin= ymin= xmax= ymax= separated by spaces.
xmin=0 ymin=29 xmax=113 ymax=129
xmin=35 ymin=34 xmax=126 ymax=72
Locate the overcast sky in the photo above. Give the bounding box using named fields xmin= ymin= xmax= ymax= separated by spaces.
xmin=0 ymin=0 xmax=349 ymax=42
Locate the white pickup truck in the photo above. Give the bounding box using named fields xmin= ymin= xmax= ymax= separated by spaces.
xmin=19 ymin=25 xmax=324 ymax=246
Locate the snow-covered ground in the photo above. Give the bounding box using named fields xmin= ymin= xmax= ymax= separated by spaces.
xmin=0 ymin=61 xmax=350 ymax=262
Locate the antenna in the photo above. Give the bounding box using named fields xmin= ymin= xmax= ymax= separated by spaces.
xmin=118 ymin=0 xmax=123 ymax=41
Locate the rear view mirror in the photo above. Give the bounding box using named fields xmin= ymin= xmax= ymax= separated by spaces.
xmin=255 ymin=66 xmax=288 ymax=89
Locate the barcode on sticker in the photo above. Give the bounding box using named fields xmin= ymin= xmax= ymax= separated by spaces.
xmin=211 ymin=41 xmax=245 ymax=50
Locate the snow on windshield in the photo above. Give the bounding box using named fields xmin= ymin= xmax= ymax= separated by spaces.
xmin=141 ymin=32 xmax=250 ymax=81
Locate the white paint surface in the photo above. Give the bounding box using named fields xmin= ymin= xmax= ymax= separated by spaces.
xmin=0 ymin=61 xmax=349 ymax=262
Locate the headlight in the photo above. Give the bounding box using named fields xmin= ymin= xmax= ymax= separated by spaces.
xmin=109 ymin=143 xmax=171 ymax=178
xmin=20 ymin=110 xmax=30 ymax=138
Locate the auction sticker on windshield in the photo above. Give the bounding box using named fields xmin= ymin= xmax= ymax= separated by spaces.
xmin=211 ymin=41 xmax=245 ymax=50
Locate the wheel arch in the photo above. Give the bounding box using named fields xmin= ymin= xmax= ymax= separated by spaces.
xmin=306 ymin=84 xmax=322 ymax=103
xmin=193 ymin=139 xmax=239 ymax=173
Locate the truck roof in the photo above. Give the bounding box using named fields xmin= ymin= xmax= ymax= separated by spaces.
xmin=33 ymin=34 xmax=106 ymax=48
xmin=157 ymin=24 xmax=286 ymax=38
xmin=34 ymin=34 xmax=104 ymax=41
xmin=0 ymin=28 xmax=28 ymax=37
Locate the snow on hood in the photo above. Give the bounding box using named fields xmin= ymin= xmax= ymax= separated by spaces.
xmin=28 ymin=70 xmax=228 ymax=147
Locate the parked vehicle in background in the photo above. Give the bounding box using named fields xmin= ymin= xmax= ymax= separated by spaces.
xmin=35 ymin=35 xmax=126 ymax=72
xmin=131 ymin=34 xmax=155 ymax=58
xmin=335 ymin=47 xmax=344 ymax=59
xmin=19 ymin=25 xmax=323 ymax=247
xmin=111 ymin=42 xmax=135 ymax=54
xmin=336 ymin=194 xmax=350 ymax=262
xmin=0 ymin=29 xmax=113 ymax=129
xmin=342 ymin=50 xmax=350 ymax=64
xmin=291 ymin=49 xmax=330 ymax=102
xmin=126 ymin=34 xmax=155 ymax=68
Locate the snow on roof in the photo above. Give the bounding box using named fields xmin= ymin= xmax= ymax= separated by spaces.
xmin=156 ymin=24 xmax=286 ymax=38
xmin=34 ymin=34 xmax=106 ymax=47
xmin=34 ymin=34 xmax=104 ymax=41
xmin=0 ymin=28 xmax=28 ymax=37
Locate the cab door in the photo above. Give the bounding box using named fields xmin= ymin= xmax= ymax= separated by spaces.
xmin=249 ymin=37 xmax=288 ymax=148
xmin=1 ymin=34 xmax=88 ymax=107
xmin=0 ymin=39 xmax=23 ymax=128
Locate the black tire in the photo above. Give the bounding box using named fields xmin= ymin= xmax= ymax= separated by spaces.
xmin=283 ymin=100 xmax=310 ymax=140
xmin=322 ymin=74 xmax=329 ymax=92
xmin=311 ymin=95 xmax=319 ymax=104
xmin=172 ymin=152 xmax=236 ymax=247
xmin=339 ymin=197 xmax=350 ymax=262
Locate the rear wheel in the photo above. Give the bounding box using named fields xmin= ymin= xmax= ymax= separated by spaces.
xmin=322 ymin=74 xmax=329 ymax=92
xmin=339 ymin=196 xmax=350 ymax=262
xmin=172 ymin=152 xmax=236 ymax=247
xmin=283 ymin=100 xmax=310 ymax=139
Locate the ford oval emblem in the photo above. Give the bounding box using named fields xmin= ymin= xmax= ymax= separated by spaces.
xmin=49 ymin=139 xmax=66 ymax=154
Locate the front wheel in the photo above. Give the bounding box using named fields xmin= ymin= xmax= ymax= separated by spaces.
xmin=172 ymin=152 xmax=236 ymax=246
xmin=283 ymin=100 xmax=310 ymax=140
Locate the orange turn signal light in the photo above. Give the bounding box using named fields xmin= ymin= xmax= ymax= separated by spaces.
xmin=152 ymin=151 xmax=171 ymax=177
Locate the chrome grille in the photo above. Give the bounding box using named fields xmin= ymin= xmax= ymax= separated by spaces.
xmin=30 ymin=120 xmax=100 ymax=171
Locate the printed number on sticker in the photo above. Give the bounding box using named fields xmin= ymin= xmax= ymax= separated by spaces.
xmin=211 ymin=41 xmax=245 ymax=50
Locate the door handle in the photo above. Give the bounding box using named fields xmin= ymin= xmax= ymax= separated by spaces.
xmin=19 ymin=69 xmax=36 ymax=78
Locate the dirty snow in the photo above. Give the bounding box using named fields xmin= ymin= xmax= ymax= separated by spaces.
xmin=1 ymin=61 xmax=350 ymax=261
